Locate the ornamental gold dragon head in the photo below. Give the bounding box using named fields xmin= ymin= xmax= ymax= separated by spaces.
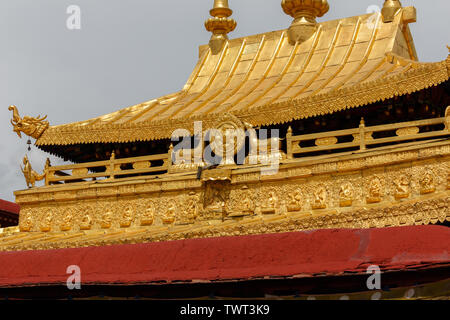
xmin=8 ymin=105 xmax=49 ymax=139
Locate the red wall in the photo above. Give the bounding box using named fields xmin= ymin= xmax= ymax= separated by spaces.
xmin=0 ymin=225 xmax=448 ymax=287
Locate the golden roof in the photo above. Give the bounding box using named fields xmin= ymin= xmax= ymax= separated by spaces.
xmin=36 ymin=6 xmax=449 ymax=146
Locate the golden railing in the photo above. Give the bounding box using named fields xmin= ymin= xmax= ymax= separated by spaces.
xmin=286 ymin=116 xmax=449 ymax=159
xmin=40 ymin=114 xmax=450 ymax=185
xmin=45 ymin=151 xmax=171 ymax=185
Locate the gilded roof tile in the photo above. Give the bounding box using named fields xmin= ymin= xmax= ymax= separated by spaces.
xmin=36 ymin=9 xmax=449 ymax=146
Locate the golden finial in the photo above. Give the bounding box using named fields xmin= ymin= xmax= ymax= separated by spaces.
xmin=381 ymin=0 xmax=402 ymax=23
xmin=205 ymin=0 xmax=237 ymax=54
xmin=281 ymin=0 xmax=329 ymax=45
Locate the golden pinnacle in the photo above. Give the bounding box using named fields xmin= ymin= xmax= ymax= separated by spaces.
xmin=205 ymin=0 xmax=237 ymax=54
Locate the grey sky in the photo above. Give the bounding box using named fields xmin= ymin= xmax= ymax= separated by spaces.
xmin=1 ymin=0 xmax=449 ymax=202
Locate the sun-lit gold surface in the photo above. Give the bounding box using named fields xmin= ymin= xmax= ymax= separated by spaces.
xmin=4 ymin=1 xmax=450 ymax=252
xmin=3 ymin=138 xmax=450 ymax=251
xmin=34 ymin=6 xmax=450 ymax=147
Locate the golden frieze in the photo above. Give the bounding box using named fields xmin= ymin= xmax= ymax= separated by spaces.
xmin=4 ymin=193 xmax=450 ymax=252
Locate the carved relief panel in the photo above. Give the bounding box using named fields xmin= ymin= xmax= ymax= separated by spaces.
xmin=286 ymin=188 xmax=303 ymax=213
xmin=201 ymin=181 xmax=230 ymax=220
xmin=227 ymin=185 xmax=256 ymax=217
xmin=311 ymin=184 xmax=328 ymax=210
xmin=139 ymin=198 xmax=156 ymax=226
xmin=60 ymin=207 xmax=74 ymax=232
xmin=366 ymin=175 xmax=384 ymax=204
xmin=393 ymin=174 xmax=410 ymax=200
xmin=339 ymin=182 xmax=355 ymax=207
xmin=260 ymin=186 xmax=281 ymax=215
xmin=419 ymin=169 xmax=436 ymax=194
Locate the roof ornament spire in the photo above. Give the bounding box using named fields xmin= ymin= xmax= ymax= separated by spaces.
xmin=205 ymin=0 xmax=237 ymax=54
xmin=281 ymin=0 xmax=329 ymax=45
xmin=381 ymin=0 xmax=402 ymax=23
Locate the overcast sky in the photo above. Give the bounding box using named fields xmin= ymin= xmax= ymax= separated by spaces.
xmin=0 ymin=0 xmax=449 ymax=202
